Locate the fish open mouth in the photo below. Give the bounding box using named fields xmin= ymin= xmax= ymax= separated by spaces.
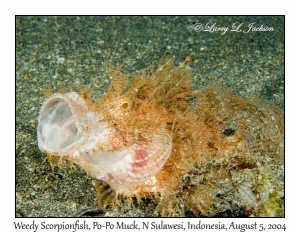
xmin=37 ymin=95 xmax=79 ymax=152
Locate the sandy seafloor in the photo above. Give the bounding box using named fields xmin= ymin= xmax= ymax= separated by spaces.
xmin=16 ymin=16 xmax=284 ymax=217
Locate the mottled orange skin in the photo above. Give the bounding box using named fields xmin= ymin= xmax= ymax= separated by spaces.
xmin=44 ymin=60 xmax=284 ymax=217
xmin=75 ymin=60 xmax=283 ymax=217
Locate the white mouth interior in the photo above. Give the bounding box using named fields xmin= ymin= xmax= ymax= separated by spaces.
xmin=38 ymin=97 xmax=78 ymax=152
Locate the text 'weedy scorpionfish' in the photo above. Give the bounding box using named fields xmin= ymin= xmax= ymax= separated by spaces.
xmin=37 ymin=60 xmax=284 ymax=217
